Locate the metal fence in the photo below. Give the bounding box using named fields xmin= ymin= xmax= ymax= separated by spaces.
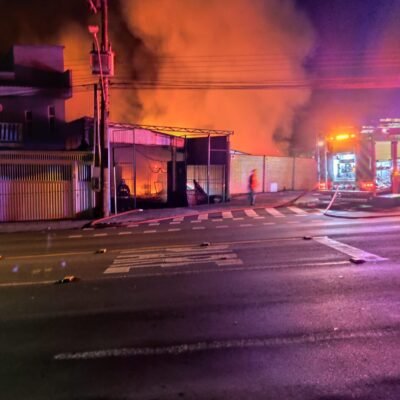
xmin=187 ymin=165 xmax=226 ymax=197
xmin=0 ymin=151 xmax=94 ymax=222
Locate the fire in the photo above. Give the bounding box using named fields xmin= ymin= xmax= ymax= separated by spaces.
xmin=62 ymin=0 xmax=315 ymax=156
xmin=119 ymin=0 xmax=315 ymax=156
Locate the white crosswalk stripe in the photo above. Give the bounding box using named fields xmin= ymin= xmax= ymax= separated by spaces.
xmin=287 ymin=206 xmax=308 ymax=215
xmin=222 ymin=211 xmax=233 ymax=219
xmin=244 ymin=209 xmax=258 ymax=217
xmin=265 ymin=207 xmax=285 ymax=217
xmin=104 ymin=245 xmax=243 ymax=274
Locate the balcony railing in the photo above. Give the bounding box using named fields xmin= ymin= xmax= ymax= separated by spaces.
xmin=0 ymin=123 xmax=23 ymax=147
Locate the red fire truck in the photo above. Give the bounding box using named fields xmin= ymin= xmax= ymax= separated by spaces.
xmin=317 ymin=120 xmax=400 ymax=198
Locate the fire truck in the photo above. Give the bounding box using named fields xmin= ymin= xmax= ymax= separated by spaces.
xmin=317 ymin=119 xmax=400 ymax=199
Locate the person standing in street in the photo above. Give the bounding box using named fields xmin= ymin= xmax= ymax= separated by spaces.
xmin=248 ymin=169 xmax=258 ymax=206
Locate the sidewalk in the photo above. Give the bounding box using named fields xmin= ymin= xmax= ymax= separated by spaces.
xmin=90 ymin=190 xmax=317 ymax=228
xmin=2 ymin=190 xmax=400 ymax=233
xmin=88 ymin=190 xmax=400 ymax=226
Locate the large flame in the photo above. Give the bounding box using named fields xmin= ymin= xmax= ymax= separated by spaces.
xmin=118 ymin=0 xmax=315 ymax=155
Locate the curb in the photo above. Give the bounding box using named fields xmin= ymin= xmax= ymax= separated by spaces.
xmin=323 ymin=211 xmax=400 ymax=219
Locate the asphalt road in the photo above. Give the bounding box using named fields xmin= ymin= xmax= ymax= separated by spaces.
xmin=1 ymin=206 xmax=400 ymax=399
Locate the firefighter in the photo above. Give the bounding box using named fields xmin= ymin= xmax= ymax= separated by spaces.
xmin=117 ymin=179 xmax=130 ymax=198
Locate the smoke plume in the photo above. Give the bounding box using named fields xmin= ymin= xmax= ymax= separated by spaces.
xmin=293 ymin=0 xmax=400 ymax=153
xmin=120 ymin=0 xmax=315 ymax=155
xmin=0 ymin=0 xmax=315 ymax=155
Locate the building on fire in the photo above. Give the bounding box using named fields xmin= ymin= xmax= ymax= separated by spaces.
xmin=0 ymin=45 xmax=234 ymax=222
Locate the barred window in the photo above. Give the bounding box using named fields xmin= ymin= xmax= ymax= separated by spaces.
xmin=0 ymin=164 xmax=71 ymax=181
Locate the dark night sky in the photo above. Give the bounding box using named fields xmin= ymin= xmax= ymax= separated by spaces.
xmin=2 ymin=0 xmax=400 ymax=154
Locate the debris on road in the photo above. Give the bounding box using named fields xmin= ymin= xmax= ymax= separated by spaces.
xmin=349 ymin=257 xmax=366 ymax=264
xmin=55 ymin=275 xmax=79 ymax=284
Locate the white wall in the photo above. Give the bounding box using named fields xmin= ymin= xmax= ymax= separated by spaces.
xmin=229 ymin=153 xmax=317 ymax=194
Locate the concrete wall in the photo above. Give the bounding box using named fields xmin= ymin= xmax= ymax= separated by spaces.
xmin=230 ymin=153 xmax=317 ymax=194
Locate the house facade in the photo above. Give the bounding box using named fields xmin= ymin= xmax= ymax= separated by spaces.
xmin=0 ymin=45 xmax=72 ymax=150
xmin=0 ymin=45 xmax=94 ymax=222
xmin=0 ymin=45 xmax=232 ymax=222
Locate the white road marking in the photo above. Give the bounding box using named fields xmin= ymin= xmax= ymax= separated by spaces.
xmin=148 ymin=223 xmax=160 ymax=226
xmin=265 ymin=207 xmax=285 ymax=217
xmin=118 ymin=231 xmax=132 ymax=235
xmin=68 ymin=235 xmax=83 ymax=238
xmin=287 ymin=206 xmax=308 ymax=215
xmin=191 ymin=220 xmax=202 ymax=223
xmin=54 ymin=327 xmax=399 ymax=360
xmin=94 ymin=233 xmax=108 ymax=237
xmin=172 ymin=217 xmax=184 ymax=222
xmin=1 ymin=260 xmax=351 ymax=288
xmin=104 ymin=266 xmax=130 ymax=274
xmin=313 ymin=236 xmax=388 ymax=262
xmin=193 ymin=226 xmax=205 ymax=230
xmin=211 ymin=218 xmax=224 ymax=222
xmin=168 ymin=228 xmax=181 ymax=232
xmin=263 ymin=222 xmax=275 ymax=225
xmin=216 ymin=258 xmax=243 ymax=266
xmin=222 ymin=211 xmax=233 ymax=219
xmin=240 ymin=223 xmax=253 ymax=227
xmin=104 ymin=244 xmax=242 ymax=273
xmin=216 ymin=225 xmax=229 ymax=229
xmin=143 ymin=230 xmax=157 ymax=234
xmin=244 ymin=209 xmax=258 ymax=217
xmin=232 ymin=217 xmax=244 ymax=221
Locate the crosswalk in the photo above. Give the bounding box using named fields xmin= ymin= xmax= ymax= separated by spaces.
xmin=68 ymin=206 xmax=321 ymax=240
xmin=123 ymin=206 xmax=316 ymax=229
xmin=164 ymin=206 xmax=318 ymax=225
xmin=104 ymin=244 xmax=243 ymax=274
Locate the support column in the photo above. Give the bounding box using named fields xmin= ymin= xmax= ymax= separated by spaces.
xmin=391 ymin=140 xmax=399 ymax=193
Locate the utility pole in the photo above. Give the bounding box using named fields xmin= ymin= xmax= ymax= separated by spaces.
xmin=88 ymin=0 xmax=114 ymax=217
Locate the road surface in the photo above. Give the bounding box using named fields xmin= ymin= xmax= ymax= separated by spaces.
xmin=1 ymin=206 xmax=400 ymax=399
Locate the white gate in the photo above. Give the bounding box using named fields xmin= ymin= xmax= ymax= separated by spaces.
xmin=0 ymin=151 xmax=94 ymax=222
